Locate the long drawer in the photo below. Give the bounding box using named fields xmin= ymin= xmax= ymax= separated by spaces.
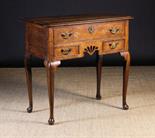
xmin=53 ymin=21 xmax=125 ymax=45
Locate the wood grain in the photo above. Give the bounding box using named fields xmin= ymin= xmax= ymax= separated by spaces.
xmin=102 ymin=39 xmax=125 ymax=54
xmin=53 ymin=21 xmax=125 ymax=44
xmin=54 ymin=45 xmax=79 ymax=60
xmin=23 ymin=14 xmax=132 ymax=27
xmin=24 ymin=15 xmax=132 ymax=125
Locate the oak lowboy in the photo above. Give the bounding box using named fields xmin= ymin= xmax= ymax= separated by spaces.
xmin=24 ymin=14 xmax=133 ymax=125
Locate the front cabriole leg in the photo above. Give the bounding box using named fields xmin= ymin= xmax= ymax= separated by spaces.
xmin=120 ymin=51 xmax=130 ymax=110
xmin=44 ymin=60 xmax=61 ymax=125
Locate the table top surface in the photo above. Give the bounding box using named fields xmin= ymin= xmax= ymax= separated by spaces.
xmin=24 ymin=14 xmax=132 ymax=27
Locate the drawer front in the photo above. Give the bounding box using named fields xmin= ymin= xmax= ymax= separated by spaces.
xmin=102 ymin=39 xmax=125 ymax=54
xmin=54 ymin=21 xmax=125 ymax=44
xmin=54 ymin=45 xmax=79 ymax=59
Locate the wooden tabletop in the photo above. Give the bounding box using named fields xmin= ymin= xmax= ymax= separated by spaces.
xmin=23 ymin=14 xmax=133 ymax=27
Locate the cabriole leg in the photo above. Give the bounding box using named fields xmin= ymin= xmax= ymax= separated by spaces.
xmin=96 ymin=55 xmax=103 ymax=100
xmin=25 ymin=53 xmax=33 ymax=113
xmin=44 ymin=60 xmax=60 ymax=125
xmin=120 ymin=51 xmax=130 ymax=110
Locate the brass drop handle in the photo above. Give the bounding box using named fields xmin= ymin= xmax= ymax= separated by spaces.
xmin=109 ymin=28 xmax=120 ymax=34
xmin=109 ymin=42 xmax=119 ymax=49
xmin=88 ymin=26 xmax=95 ymax=33
xmin=61 ymin=32 xmax=73 ymax=39
xmin=61 ymin=48 xmax=72 ymax=55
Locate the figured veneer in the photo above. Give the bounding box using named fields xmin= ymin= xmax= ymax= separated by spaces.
xmin=24 ymin=14 xmax=133 ymax=125
xmin=53 ymin=21 xmax=125 ymax=44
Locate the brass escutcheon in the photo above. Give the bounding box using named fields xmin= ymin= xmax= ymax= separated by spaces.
xmin=109 ymin=28 xmax=120 ymax=34
xmin=61 ymin=48 xmax=72 ymax=55
xmin=61 ymin=32 xmax=73 ymax=39
xmin=109 ymin=42 xmax=119 ymax=49
xmin=88 ymin=26 xmax=95 ymax=33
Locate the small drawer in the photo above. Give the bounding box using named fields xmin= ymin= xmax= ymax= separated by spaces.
xmin=102 ymin=39 xmax=125 ymax=54
xmin=53 ymin=21 xmax=125 ymax=44
xmin=103 ymin=21 xmax=125 ymax=37
xmin=54 ymin=45 xmax=79 ymax=59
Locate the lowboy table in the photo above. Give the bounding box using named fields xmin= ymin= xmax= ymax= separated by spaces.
xmin=24 ymin=14 xmax=132 ymax=125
